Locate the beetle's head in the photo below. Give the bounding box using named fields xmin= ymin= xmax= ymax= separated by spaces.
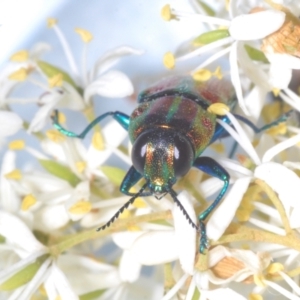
xmin=131 ymin=128 xmax=194 ymax=196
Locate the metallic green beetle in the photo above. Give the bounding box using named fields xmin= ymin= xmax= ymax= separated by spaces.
xmin=53 ymin=76 xmax=290 ymax=253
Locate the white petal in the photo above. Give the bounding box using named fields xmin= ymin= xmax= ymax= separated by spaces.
xmin=202 ymin=288 xmax=247 ymax=300
xmin=207 ymin=177 xmax=252 ymax=240
xmin=266 ymin=53 xmax=300 ymax=70
xmin=0 ymin=111 xmax=23 ymax=136
xmin=254 ymin=162 xmax=300 ymax=209
xmin=57 ymin=254 xmax=120 ymax=294
xmin=229 ymin=42 xmax=250 ymax=115
xmin=268 ymin=64 xmax=292 ymax=89
xmin=262 ymin=134 xmax=300 ymax=163
xmin=91 ymin=46 xmax=144 ymax=78
xmin=229 ymin=10 xmax=285 ymax=40
xmin=28 ymin=101 xmax=58 ymax=133
xmin=58 ymin=83 xmax=85 ymax=110
xmin=131 ymin=231 xmax=178 ymax=265
xmin=112 ymin=231 xmax=145 ymax=250
xmin=172 ymin=191 xmax=196 ymax=275
xmin=0 ymin=211 xmax=46 ymax=254
xmin=119 ymin=250 xmax=141 ymax=283
xmin=34 ymin=204 xmax=70 ymax=232
xmin=45 ymin=263 xmax=79 ymax=300
xmin=84 ymin=70 xmax=134 ymax=102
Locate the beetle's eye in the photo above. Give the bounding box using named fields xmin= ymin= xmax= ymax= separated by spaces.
xmin=131 ymin=132 xmax=148 ymax=174
xmin=173 ymin=135 xmax=194 ymax=177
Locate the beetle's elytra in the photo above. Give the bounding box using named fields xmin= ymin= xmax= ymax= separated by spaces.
xmin=53 ymin=76 xmax=290 ymax=253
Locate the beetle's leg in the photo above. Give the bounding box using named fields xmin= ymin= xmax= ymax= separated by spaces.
xmin=96 ymin=181 xmax=148 ymax=232
xmin=52 ymin=109 xmax=130 ymax=138
xmin=193 ymin=156 xmax=230 ymax=253
xmin=120 ymin=166 xmax=152 ymax=197
xmin=210 ymin=110 xmax=292 ymax=145
xmin=233 ymin=110 xmax=292 ymax=133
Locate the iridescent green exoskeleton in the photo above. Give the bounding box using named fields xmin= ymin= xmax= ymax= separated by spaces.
xmin=52 ymin=76 xmax=291 ymax=253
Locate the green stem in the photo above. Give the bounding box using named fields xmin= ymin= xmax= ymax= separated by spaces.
xmin=49 ymin=210 xmax=172 ymax=256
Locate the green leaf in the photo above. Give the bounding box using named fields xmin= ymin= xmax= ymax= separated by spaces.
xmin=39 ymin=160 xmax=81 ymax=187
xmin=79 ymin=289 xmax=106 ymax=300
xmin=0 ymin=254 xmax=49 ymax=291
xmin=197 ymin=0 xmax=215 ymax=16
xmin=244 ymin=44 xmax=269 ymax=63
xmin=0 ymin=234 xmax=5 ymax=243
xmin=37 ymin=60 xmax=83 ymax=94
xmin=193 ymin=29 xmax=230 ymax=46
xmin=192 ymin=287 xmax=200 ymax=300
xmin=100 ymin=166 xmax=126 ymax=187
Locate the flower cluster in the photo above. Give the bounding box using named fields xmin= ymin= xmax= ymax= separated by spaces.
xmin=1 ymin=1 xmax=300 ymax=299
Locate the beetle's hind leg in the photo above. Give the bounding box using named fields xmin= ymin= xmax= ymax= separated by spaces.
xmin=193 ymin=157 xmax=230 ymax=254
xmin=52 ymin=110 xmax=130 ymax=138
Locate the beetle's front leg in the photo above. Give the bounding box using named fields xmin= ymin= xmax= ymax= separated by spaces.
xmin=193 ymin=157 xmax=230 ymax=253
xmin=52 ymin=110 xmax=130 ymax=138
xmin=120 ymin=166 xmax=152 ymax=197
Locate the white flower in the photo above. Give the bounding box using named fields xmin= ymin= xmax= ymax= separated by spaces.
xmin=164 ymin=1 xmax=300 ymax=116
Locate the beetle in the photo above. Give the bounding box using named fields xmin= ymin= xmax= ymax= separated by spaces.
xmin=52 ymin=75 xmax=290 ymax=253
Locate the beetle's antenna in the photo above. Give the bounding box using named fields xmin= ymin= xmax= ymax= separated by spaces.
xmin=168 ymin=188 xmax=199 ymax=231
xmin=96 ymin=181 xmax=148 ymax=232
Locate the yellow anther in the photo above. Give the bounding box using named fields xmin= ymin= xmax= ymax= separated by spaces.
xmin=163 ymin=52 xmax=175 ymax=69
xmin=10 ymin=50 xmax=29 ymax=62
xmin=55 ymin=296 xmax=62 ymax=300
xmin=267 ymin=262 xmax=284 ymax=274
xmin=266 ymin=122 xmax=287 ymax=135
xmin=57 ymin=111 xmax=66 ymax=124
xmin=127 ymin=225 xmax=141 ymax=231
xmin=39 ymin=284 xmax=47 ymax=296
xmin=48 ymin=73 xmax=63 ymax=88
xmin=9 ymin=140 xmax=25 ymax=150
xmin=207 ymin=103 xmax=230 ymax=115
xmin=75 ymin=161 xmax=86 ymax=173
xmin=92 ymin=132 xmax=105 ymax=150
xmin=161 ymin=4 xmax=173 ymax=21
xmin=69 ymin=200 xmax=92 ymax=214
xmin=4 ymin=169 xmax=22 ymax=180
xmin=272 ymin=88 xmax=280 ymax=97
xmin=249 ymin=294 xmax=263 ymax=300
xmin=21 ymin=194 xmax=37 ymax=211
xmin=119 ymin=209 xmax=131 ymax=219
xmin=8 ymin=68 xmax=28 ymax=81
xmin=210 ymin=143 xmax=225 ymax=153
xmin=225 ymin=0 xmax=230 ymax=11
xmin=192 ymin=69 xmax=212 ymax=82
xmin=47 ymin=18 xmax=57 ymax=28
xmin=132 ymin=197 xmax=147 ymax=208
xmin=253 ymin=274 xmax=266 ymax=287
xmin=46 ymin=129 xmax=66 ymax=143
xmin=213 ymin=66 xmax=223 ymax=79
xmin=74 ymin=28 xmax=93 ymax=43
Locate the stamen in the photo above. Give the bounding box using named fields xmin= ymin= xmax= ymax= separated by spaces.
xmin=9 ymin=68 xmax=28 ymax=81
xmin=47 ymin=18 xmax=80 ymax=81
xmin=69 ymin=200 xmax=92 ymax=214
xmin=46 ymin=130 xmax=66 ymax=143
xmin=207 ymin=103 xmax=230 ymax=115
xmin=75 ymin=161 xmax=86 ymax=173
xmin=21 ymin=194 xmax=37 ymax=211
xmin=74 ymin=28 xmax=93 ymax=43
xmin=10 ymin=50 xmax=29 ymax=62
xmin=4 ymin=169 xmax=22 ymax=180
xmin=163 ymin=52 xmax=175 ymax=69
xmin=92 ymin=132 xmax=105 ymax=150
xmin=48 ymin=73 xmax=63 ymax=88
xmin=9 ymin=140 xmax=25 ymax=150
